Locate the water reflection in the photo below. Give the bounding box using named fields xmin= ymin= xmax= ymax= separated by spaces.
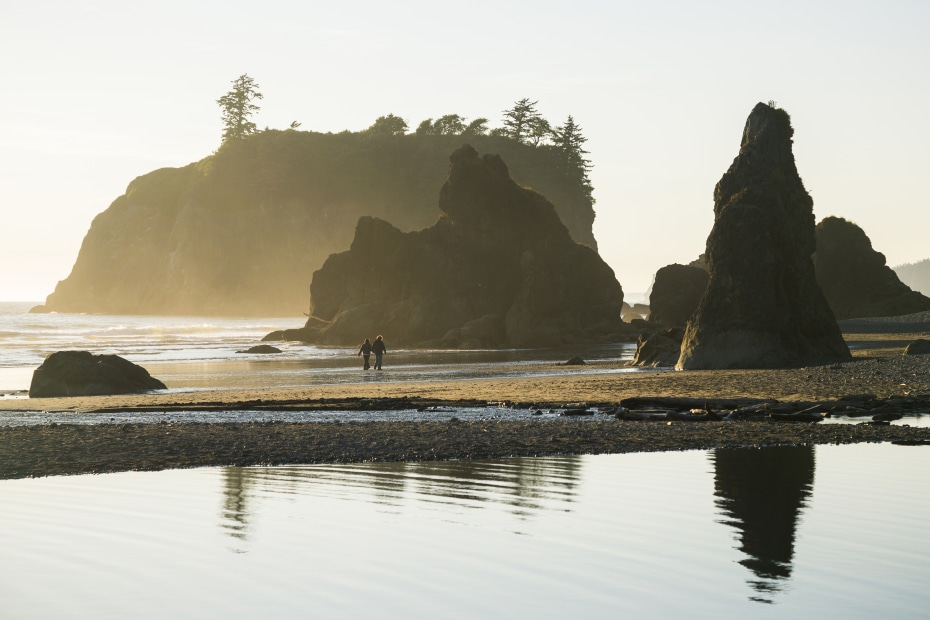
xmin=712 ymin=446 xmax=815 ymax=604
xmin=221 ymin=449 xmax=817 ymax=603
xmin=220 ymin=468 xmax=255 ymax=552
xmin=219 ymin=457 xmax=582 ymax=545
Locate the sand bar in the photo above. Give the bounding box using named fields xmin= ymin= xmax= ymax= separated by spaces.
xmin=2 ymin=329 xmax=929 ymax=479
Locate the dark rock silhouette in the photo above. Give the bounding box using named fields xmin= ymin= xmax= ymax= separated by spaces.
xmin=904 ymin=339 xmax=930 ymax=355
xmin=677 ymin=103 xmax=851 ymax=369
xmin=813 ymin=216 xmax=930 ymax=319
xmin=29 ymin=350 xmax=166 ymax=398
xmin=270 ymin=145 xmax=624 ymax=347
xmin=36 ymin=132 xmax=597 ymax=317
xmin=238 ymin=345 xmax=283 ymax=354
xmin=648 ymin=263 xmax=708 ymax=326
xmin=632 ymin=327 xmax=684 ymax=367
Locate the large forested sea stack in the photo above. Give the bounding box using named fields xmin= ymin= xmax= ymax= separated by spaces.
xmin=33 ymin=131 xmax=597 ymax=317
xmin=677 ymin=103 xmax=851 ymax=369
xmin=270 ymin=145 xmax=624 ymax=347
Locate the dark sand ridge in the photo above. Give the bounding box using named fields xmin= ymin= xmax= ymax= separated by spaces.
xmin=2 ymin=321 xmax=929 ymax=480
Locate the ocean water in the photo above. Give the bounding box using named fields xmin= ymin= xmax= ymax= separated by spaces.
xmin=1 ymin=444 xmax=928 ymax=618
xmin=0 ymin=301 xmax=638 ymax=395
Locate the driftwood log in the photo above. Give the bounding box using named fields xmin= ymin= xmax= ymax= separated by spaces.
xmin=615 ymin=394 xmax=930 ymax=424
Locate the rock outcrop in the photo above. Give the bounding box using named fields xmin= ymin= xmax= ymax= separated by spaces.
xmin=647 ymin=263 xmax=708 ymax=326
xmin=632 ymin=327 xmax=685 ymax=367
xmin=269 ymin=145 xmax=624 ymax=347
xmin=813 ymin=216 xmax=930 ymax=319
xmin=677 ymin=103 xmax=851 ymax=369
xmin=904 ymin=339 xmax=930 ymax=355
xmin=29 ymin=351 xmax=166 ymax=398
xmin=36 ymin=131 xmax=598 ymax=317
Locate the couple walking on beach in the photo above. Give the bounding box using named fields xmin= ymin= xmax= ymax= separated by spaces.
xmin=358 ymin=335 xmax=387 ymax=370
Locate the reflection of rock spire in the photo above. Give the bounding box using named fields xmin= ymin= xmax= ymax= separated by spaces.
xmin=712 ymin=446 xmax=815 ymax=603
xmin=220 ymin=467 xmax=256 ymax=550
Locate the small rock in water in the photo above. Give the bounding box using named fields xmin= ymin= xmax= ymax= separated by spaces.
xmin=564 ymin=356 xmax=586 ymax=365
xmin=238 ymin=345 xmax=283 ymax=354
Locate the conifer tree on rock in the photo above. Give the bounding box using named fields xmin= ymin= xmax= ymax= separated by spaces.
xmin=217 ymin=74 xmax=263 ymax=142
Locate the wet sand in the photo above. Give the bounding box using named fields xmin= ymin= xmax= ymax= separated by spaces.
xmin=2 ymin=327 xmax=929 ymax=479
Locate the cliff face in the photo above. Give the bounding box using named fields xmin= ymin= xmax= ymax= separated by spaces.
xmin=677 ymin=103 xmax=850 ymax=369
xmin=814 ymin=216 xmax=930 ymax=319
xmin=282 ymin=145 xmax=623 ymax=347
xmin=38 ymin=131 xmax=597 ymax=316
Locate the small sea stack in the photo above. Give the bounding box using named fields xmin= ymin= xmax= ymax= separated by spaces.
xmin=647 ymin=263 xmax=708 ymax=327
xmin=677 ymin=103 xmax=851 ymax=369
xmin=813 ymin=216 xmax=930 ymax=319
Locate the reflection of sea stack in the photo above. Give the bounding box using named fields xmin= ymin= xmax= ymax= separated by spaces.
xmin=677 ymin=103 xmax=851 ymax=369
xmin=279 ymin=145 xmax=624 ymax=347
xmin=713 ymin=446 xmax=815 ymax=602
xmin=813 ymin=216 xmax=930 ymax=319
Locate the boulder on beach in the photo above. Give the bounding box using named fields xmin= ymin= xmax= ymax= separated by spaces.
xmin=677 ymin=103 xmax=851 ymax=369
xmin=903 ymin=339 xmax=930 ymax=355
xmin=813 ymin=216 xmax=930 ymax=319
xmin=647 ymin=263 xmax=708 ymax=327
xmin=270 ymin=145 xmax=625 ymax=347
xmin=29 ymin=350 xmax=166 ymax=398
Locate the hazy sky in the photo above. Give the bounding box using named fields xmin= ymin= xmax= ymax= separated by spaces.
xmin=2 ymin=0 xmax=928 ymax=303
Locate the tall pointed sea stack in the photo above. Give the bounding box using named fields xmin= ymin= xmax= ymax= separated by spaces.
xmin=677 ymin=103 xmax=851 ymax=369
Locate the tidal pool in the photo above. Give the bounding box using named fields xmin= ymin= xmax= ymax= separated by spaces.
xmin=1 ymin=443 xmax=928 ymax=618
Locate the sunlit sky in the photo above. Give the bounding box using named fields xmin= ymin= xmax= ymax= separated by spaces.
xmin=2 ymin=1 xmax=928 ymax=304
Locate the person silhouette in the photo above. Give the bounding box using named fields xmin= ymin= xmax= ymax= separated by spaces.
xmin=357 ymin=338 xmax=372 ymax=370
xmin=372 ymin=335 xmax=387 ymax=370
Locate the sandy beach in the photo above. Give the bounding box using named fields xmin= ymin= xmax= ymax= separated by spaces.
xmin=2 ymin=332 xmax=928 ymax=413
xmin=2 ymin=324 xmax=929 ymax=480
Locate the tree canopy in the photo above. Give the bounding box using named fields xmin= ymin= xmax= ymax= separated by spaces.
xmin=551 ymin=115 xmax=594 ymax=203
xmin=501 ymin=98 xmax=542 ymax=144
xmin=366 ymin=114 xmax=408 ymax=136
xmin=406 ymin=100 xmax=594 ymax=202
xmin=217 ymin=74 xmax=263 ymax=142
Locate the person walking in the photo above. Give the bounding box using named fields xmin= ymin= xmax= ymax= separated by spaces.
xmin=358 ymin=338 xmax=373 ymax=370
xmin=372 ymin=335 xmax=387 ymax=370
